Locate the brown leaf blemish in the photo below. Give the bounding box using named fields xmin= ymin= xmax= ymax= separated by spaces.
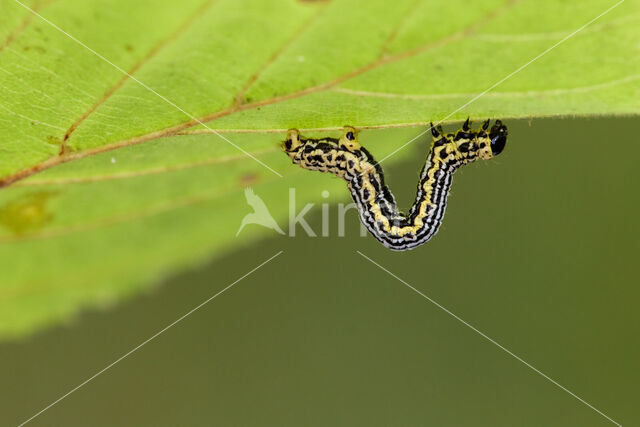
xmin=239 ymin=173 xmax=259 ymax=186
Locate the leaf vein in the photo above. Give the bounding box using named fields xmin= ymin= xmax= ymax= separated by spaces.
xmin=0 ymin=0 xmax=56 ymax=53
xmin=14 ymin=146 xmax=278 ymax=187
xmin=58 ymin=0 xmax=221 ymax=155
xmin=0 ymin=167 xmax=290 ymax=243
xmin=331 ymin=73 xmax=640 ymax=100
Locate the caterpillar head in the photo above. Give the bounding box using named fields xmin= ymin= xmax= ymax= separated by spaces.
xmin=488 ymin=120 xmax=507 ymax=156
xmin=474 ymin=119 xmax=507 ymax=160
xmin=431 ymin=119 xmax=508 ymax=163
xmin=454 ymin=119 xmax=508 ymax=161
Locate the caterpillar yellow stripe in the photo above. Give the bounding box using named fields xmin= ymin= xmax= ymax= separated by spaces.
xmin=283 ymin=119 xmax=508 ymax=250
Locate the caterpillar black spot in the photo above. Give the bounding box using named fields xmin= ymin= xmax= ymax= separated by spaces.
xmin=283 ymin=119 xmax=508 ymax=250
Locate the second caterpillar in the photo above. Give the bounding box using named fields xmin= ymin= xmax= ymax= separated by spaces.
xmin=283 ymin=119 xmax=508 ymax=250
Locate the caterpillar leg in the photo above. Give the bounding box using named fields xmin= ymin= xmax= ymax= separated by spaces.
xmin=283 ymin=120 xmax=508 ymax=250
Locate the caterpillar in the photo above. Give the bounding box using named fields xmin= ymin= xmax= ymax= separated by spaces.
xmin=283 ymin=119 xmax=507 ymax=250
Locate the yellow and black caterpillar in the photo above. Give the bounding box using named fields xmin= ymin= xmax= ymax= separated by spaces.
xmin=283 ymin=119 xmax=507 ymax=250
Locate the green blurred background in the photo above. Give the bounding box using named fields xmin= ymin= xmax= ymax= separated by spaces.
xmin=1 ymin=117 xmax=638 ymax=426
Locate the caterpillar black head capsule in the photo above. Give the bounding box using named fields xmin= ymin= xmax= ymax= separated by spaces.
xmin=489 ymin=120 xmax=508 ymax=156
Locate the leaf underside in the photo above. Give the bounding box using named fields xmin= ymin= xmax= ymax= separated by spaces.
xmin=0 ymin=0 xmax=638 ymax=338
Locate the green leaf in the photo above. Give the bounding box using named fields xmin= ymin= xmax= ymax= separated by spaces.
xmin=0 ymin=0 xmax=638 ymax=338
